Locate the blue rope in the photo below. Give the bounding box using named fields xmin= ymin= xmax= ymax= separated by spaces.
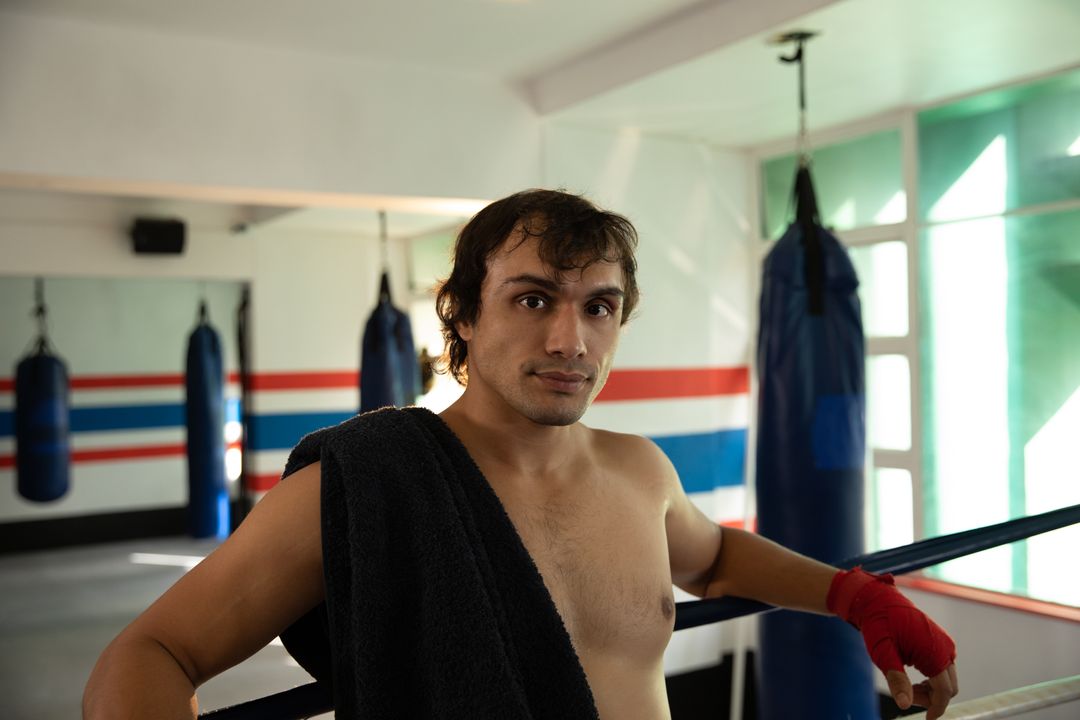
xmin=200 ymin=502 xmax=1080 ymax=718
xmin=674 ymin=502 xmax=1080 ymax=630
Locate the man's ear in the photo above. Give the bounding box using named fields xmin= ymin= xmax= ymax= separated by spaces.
xmin=456 ymin=321 xmax=473 ymax=342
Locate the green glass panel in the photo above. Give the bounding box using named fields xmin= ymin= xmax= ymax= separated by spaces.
xmin=920 ymin=207 xmax=1080 ymax=603
xmin=760 ymin=129 xmax=904 ymax=240
xmin=848 ymin=241 xmax=909 ymax=337
xmin=918 ymin=68 xmax=1080 ymax=223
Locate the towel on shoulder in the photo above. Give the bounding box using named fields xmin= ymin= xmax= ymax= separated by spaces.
xmin=280 ymin=406 xmax=598 ymax=719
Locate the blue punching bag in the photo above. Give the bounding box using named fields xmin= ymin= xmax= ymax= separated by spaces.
xmin=185 ymin=302 xmax=229 ymax=539
xmin=15 ymin=281 xmax=71 ymax=502
xmin=755 ymin=165 xmax=874 ymax=719
xmin=360 ymin=272 xmax=420 ymax=413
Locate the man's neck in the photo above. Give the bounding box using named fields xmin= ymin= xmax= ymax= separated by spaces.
xmin=440 ymin=391 xmax=582 ymax=482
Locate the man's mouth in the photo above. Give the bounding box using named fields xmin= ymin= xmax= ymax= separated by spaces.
xmin=533 ymin=371 xmax=589 ymax=393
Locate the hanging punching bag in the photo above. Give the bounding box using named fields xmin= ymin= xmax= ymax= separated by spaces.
xmin=15 ymin=281 xmax=71 ymax=502
xmin=755 ymin=166 xmax=875 ymax=719
xmin=360 ymin=272 xmax=420 ymax=413
xmin=185 ymin=301 xmax=229 ymax=539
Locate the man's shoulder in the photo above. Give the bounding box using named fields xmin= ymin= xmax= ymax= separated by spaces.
xmin=584 ymin=426 xmax=672 ymax=473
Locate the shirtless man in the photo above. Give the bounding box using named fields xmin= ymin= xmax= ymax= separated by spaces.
xmin=84 ymin=189 xmax=958 ymax=719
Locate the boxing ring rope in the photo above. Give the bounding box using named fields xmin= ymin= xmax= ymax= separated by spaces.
xmin=199 ymin=502 xmax=1080 ymax=719
xmin=906 ymin=674 xmax=1080 ymax=719
xmin=675 ymin=501 xmax=1080 ymax=630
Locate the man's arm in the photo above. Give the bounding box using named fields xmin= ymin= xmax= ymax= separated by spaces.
xmin=82 ymin=462 xmax=325 ymax=719
xmin=658 ymin=444 xmax=957 ymax=719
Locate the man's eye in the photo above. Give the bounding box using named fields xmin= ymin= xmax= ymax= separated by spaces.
xmin=587 ymin=303 xmax=612 ymax=318
xmin=519 ymin=296 xmax=547 ymax=309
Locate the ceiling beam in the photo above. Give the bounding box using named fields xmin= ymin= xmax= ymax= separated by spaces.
xmin=521 ymin=0 xmax=839 ymax=115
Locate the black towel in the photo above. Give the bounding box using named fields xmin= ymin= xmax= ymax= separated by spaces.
xmin=279 ymin=407 xmax=599 ymax=719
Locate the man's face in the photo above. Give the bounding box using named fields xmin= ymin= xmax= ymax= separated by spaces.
xmin=457 ymin=232 xmax=626 ymax=427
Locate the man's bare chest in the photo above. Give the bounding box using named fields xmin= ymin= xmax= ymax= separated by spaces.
xmin=493 ymin=476 xmax=676 ymax=658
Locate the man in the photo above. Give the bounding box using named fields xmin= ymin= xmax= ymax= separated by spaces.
xmin=84 ymin=189 xmax=957 ymax=719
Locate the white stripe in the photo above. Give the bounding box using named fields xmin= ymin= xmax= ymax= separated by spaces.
xmin=582 ymin=395 xmax=748 ymax=437
xmin=688 ymin=485 xmax=750 ymax=525
xmin=70 ymin=428 xmax=186 ymax=450
xmin=0 ymin=428 xmax=188 ymax=453
xmin=251 ymin=450 xmax=291 ymax=477
xmin=0 ymin=461 xmax=188 ymax=521
xmin=251 ymin=389 xmax=358 ymax=414
xmin=70 ymin=388 xmax=182 ymax=406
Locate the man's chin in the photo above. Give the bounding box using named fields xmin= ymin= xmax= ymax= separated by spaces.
xmin=521 ymin=401 xmax=588 ymax=427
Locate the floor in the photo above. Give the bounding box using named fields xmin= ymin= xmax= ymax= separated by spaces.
xmin=0 ymin=537 xmax=327 ymax=720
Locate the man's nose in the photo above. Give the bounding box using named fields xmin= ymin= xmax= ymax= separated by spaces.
xmin=545 ymin=305 xmax=586 ymax=358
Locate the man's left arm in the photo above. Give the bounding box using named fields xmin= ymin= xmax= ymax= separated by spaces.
xmin=659 ymin=445 xmax=958 ymax=719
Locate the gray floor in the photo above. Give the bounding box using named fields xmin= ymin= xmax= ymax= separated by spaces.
xmin=0 ymin=537 xmax=325 ymax=720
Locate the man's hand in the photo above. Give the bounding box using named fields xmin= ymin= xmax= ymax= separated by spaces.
xmin=828 ymin=567 xmax=959 ymax=720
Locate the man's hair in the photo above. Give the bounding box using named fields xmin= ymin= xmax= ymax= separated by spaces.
xmin=435 ymin=189 xmax=639 ymax=384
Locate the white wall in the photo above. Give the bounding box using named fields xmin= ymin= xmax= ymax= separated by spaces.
xmin=0 ymin=10 xmax=540 ymax=202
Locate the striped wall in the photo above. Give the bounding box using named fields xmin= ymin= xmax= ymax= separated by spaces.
xmin=0 ymin=373 xmax=242 ymax=521
xmin=0 ymin=365 xmax=750 ymax=523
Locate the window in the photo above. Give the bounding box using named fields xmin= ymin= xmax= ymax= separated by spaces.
xmin=757 ymin=67 xmax=1080 ymax=607
xmin=918 ymin=70 xmax=1080 ymax=605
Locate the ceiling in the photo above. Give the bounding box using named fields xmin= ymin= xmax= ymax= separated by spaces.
xmin=2 ymin=0 xmax=1078 ymax=234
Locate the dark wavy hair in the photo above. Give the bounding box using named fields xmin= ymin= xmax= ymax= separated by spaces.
xmin=435 ymin=189 xmax=639 ymax=384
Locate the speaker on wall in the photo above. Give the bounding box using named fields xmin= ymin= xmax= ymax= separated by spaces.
xmin=131 ymin=218 xmax=186 ymax=255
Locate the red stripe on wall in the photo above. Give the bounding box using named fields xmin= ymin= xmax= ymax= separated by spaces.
xmin=0 ymin=441 xmax=242 ymax=468
xmin=248 ymin=473 xmax=281 ymax=492
xmin=4 ymin=367 xmax=746 ymax=398
xmin=597 ymin=367 xmax=749 ymax=402
xmin=71 ymin=374 xmax=184 ymax=389
xmin=72 ymin=443 xmax=187 ymax=463
xmin=719 ymin=517 xmax=757 ymax=532
xmin=248 ymin=371 xmax=359 ymax=391
xmin=0 ymin=371 xmax=336 ymax=392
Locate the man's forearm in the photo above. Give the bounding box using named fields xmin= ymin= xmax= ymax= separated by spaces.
xmin=704 ymin=526 xmax=837 ymax=614
xmin=83 ymin=633 xmax=199 ymax=720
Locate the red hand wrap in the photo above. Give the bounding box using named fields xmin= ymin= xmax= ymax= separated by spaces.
xmin=827 ymin=567 xmax=956 ymax=679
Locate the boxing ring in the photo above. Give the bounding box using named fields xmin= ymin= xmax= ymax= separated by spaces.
xmin=200 ymin=502 xmax=1080 ymax=719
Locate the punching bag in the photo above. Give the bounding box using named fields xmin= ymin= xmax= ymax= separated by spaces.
xmin=185 ymin=301 xmax=229 ymax=539
xmin=755 ymin=165 xmax=875 ymax=719
xmin=360 ymin=272 xmax=420 ymax=413
xmin=15 ymin=280 xmax=71 ymax=502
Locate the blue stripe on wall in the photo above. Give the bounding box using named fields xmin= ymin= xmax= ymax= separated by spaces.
xmin=2 ymin=401 xmax=748 ymax=493
xmin=71 ymin=404 xmax=185 ymax=433
xmin=652 ymin=428 xmax=747 ymax=493
xmin=248 ymin=412 xmax=356 ymax=451
xmin=0 ymin=398 xmax=244 ymax=439
xmin=0 ymin=404 xmax=185 ymax=437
